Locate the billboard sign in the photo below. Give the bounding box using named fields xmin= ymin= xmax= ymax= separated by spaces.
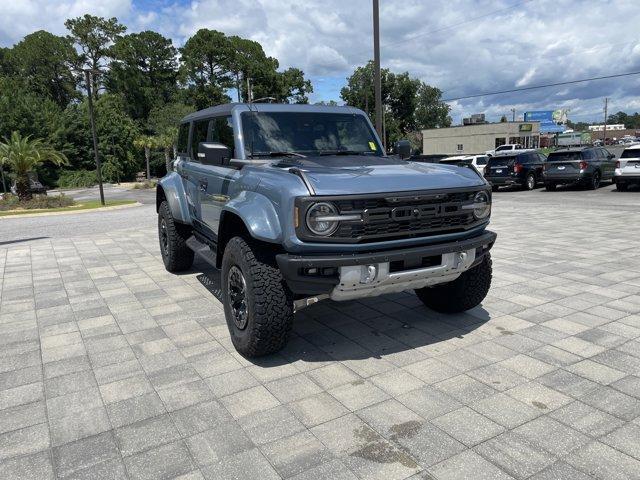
xmin=524 ymin=110 xmax=566 ymax=133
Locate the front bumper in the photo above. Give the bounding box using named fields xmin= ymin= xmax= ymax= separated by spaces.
xmin=276 ymin=230 xmax=496 ymax=299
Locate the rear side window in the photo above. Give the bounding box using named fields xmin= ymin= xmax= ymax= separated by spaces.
xmin=191 ymin=120 xmax=210 ymax=160
xmin=582 ymin=149 xmax=595 ymax=160
xmin=475 ymin=156 xmax=488 ymax=166
xmin=177 ymin=123 xmax=189 ymax=155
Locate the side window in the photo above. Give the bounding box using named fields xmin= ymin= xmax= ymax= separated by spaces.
xmin=538 ymin=153 xmax=547 ymax=163
xmin=582 ymin=149 xmax=594 ymax=160
xmin=177 ymin=123 xmax=190 ymax=155
xmin=210 ymin=116 xmax=235 ymax=163
xmin=191 ymin=120 xmax=211 ymax=161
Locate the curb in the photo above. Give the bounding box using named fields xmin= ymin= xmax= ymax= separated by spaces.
xmin=0 ymin=202 xmax=143 ymax=219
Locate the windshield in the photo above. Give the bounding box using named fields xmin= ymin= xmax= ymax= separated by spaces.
xmin=621 ymin=149 xmax=640 ymax=159
xmin=547 ymin=152 xmax=582 ymax=161
xmin=241 ymin=111 xmax=383 ymax=158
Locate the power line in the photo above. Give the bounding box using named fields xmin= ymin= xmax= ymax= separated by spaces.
xmin=442 ymin=70 xmax=640 ymax=102
xmin=351 ymin=0 xmax=532 ymax=59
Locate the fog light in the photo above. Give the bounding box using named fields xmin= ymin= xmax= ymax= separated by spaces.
xmin=360 ymin=265 xmax=377 ymax=284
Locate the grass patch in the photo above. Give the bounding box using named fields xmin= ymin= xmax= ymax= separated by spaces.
xmin=0 ymin=195 xmax=136 ymax=217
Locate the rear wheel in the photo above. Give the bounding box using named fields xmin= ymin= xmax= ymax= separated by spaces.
xmin=588 ymin=171 xmax=601 ymax=190
xmin=221 ymin=236 xmax=293 ymax=357
xmin=415 ymin=253 xmax=492 ymax=313
xmin=545 ymin=182 xmax=556 ymax=191
xmin=158 ymin=201 xmax=194 ymax=272
xmin=524 ymin=173 xmax=536 ymax=191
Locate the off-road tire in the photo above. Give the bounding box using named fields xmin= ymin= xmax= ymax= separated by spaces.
xmin=616 ymin=182 xmax=627 ymax=191
xmin=221 ymin=236 xmax=293 ymax=357
xmin=415 ymin=253 xmax=492 ymax=313
xmin=545 ymin=182 xmax=556 ymax=191
xmin=523 ymin=173 xmax=536 ymax=191
xmin=158 ymin=201 xmax=194 ymax=272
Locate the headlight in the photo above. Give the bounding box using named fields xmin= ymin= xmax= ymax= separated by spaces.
xmin=306 ymin=202 xmax=339 ymax=236
xmin=472 ymin=191 xmax=491 ymax=219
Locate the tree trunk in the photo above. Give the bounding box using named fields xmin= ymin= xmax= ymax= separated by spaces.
xmin=145 ymin=146 xmax=151 ymax=180
xmin=164 ymin=147 xmax=172 ymax=174
xmin=16 ymin=175 xmax=32 ymax=201
xmin=0 ymin=165 xmax=6 ymax=193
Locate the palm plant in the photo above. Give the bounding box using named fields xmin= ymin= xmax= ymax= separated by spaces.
xmin=0 ymin=132 xmax=68 ymax=201
xmin=134 ymin=135 xmax=158 ymax=180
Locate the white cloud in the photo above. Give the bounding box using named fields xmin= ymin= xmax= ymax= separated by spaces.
xmin=2 ymin=0 xmax=639 ymax=121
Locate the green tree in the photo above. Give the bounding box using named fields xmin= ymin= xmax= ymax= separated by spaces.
xmin=500 ymin=115 xmax=508 ymax=123
xmin=5 ymin=31 xmax=79 ymax=108
xmin=0 ymin=132 xmax=68 ymax=200
xmin=107 ymin=31 xmax=178 ymax=121
xmin=65 ymin=14 xmax=126 ymax=97
xmin=179 ymin=29 xmax=232 ymax=109
xmin=148 ymin=102 xmax=194 ymax=171
xmin=133 ymin=135 xmax=159 ymax=180
xmin=341 ymin=61 xmax=450 ymax=146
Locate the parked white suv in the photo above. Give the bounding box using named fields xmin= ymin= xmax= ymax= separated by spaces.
xmin=614 ymin=144 xmax=640 ymax=191
xmin=441 ymin=155 xmax=489 ymax=175
xmin=486 ymin=144 xmax=527 ymax=157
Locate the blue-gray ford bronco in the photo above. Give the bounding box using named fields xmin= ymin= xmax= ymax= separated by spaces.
xmin=156 ymin=103 xmax=496 ymax=357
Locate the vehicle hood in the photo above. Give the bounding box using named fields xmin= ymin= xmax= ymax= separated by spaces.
xmin=270 ymin=156 xmax=485 ymax=195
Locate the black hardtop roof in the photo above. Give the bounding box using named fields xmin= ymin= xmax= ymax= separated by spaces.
xmin=181 ymin=102 xmax=363 ymax=123
xmin=549 ymin=146 xmax=596 ymax=154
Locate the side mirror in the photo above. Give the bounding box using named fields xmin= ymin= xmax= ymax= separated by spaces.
xmin=198 ymin=142 xmax=230 ymax=165
xmin=395 ymin=140 xmax=411 ymax=160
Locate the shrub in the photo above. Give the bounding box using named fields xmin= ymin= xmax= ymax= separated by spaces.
xmin=132 ymin=180 xmax=157 ymax=189
xmin=0 ymin=193 xmax=75 ymax=211
xmin=57 ymin=169 xmax=97 ymax=189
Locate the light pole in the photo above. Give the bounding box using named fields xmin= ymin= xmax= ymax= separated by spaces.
xmin=84 ymin=69 xmax=105 ymax=206
xmin=373 ymin=0 xmax=383 ymax=140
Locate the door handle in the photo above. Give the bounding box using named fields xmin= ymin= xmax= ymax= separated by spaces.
xmin=199 ymin=180 xmax=208 ymax=192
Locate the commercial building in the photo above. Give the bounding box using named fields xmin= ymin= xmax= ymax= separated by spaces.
xmin=588 ymin=124 xmax=625 ymax=132
xmin=421 ymin=122 xmax=540 ymax=155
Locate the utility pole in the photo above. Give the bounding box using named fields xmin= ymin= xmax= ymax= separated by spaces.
xmin=84 ymin=69 xmax=105 ymax=206
xmin=602 ymin=97 xmax=609 ymax=145
xmin=373 ymin=0 xmax=383 ymax=139
xmin=511 ymin=108 xmax=516 ymax=122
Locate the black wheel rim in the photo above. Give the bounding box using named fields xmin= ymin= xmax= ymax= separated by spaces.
xmin=160 ymin=218 xmax=169 ymax=255
xmin=227 ymin=265 xmax=248 ymax=330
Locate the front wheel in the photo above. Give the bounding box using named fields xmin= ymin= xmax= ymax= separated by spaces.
xmin=158 ymin=201 xmax=194 ymax=272
xmin=221 ymin=236 xmax=293 ymax=357
xmin=415 ymin=253 xmax=492 ymax=313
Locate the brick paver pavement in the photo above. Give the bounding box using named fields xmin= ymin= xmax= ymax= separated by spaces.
xmin=1 ymin=187 xmax=640 ymax=479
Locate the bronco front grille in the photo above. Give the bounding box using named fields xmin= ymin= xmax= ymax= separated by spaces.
xmin=296 ymin=188 xmax=486 ymax=244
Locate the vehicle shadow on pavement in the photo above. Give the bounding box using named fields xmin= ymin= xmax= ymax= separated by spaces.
xmin=193 ymin=258 xmax=492 ymax=364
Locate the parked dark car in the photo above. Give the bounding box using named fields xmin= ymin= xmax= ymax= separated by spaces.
xmin=543 ymin=147 xmax=616 ymax=190
xmin=484 ymin=151 xmax=546 ymax=191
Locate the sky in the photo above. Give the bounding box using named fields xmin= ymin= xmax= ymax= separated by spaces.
xmin=1 ymin=0 xmax=639 ymax=124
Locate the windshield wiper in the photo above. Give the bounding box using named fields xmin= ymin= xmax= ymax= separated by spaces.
xmin=318 ymin=150 xmax=370 ymax=156
xmin=249 ymin=151 xmax=306 ymax=158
